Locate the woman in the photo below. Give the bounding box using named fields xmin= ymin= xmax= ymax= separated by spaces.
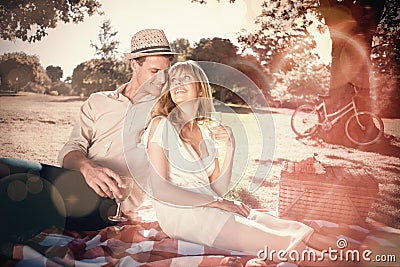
xmin=141 ymin=61 xmax=322 ymax=261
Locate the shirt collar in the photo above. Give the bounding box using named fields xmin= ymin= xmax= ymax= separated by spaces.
xmin=106 ymin=83 xmax=129 ymax=102
xmin=107 ymin=83 xmax=158 ymax=104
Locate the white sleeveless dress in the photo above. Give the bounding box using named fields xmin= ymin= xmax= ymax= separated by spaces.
xmin=142 ymin=117 xmax=313 ymax=254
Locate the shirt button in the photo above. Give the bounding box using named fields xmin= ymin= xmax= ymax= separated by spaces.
xmin=108 ymin=92 xmax=118 ymax=99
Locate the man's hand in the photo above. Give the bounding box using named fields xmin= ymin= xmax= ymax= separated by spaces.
xmin=62 ymin=151 xmax=124 ymax=199
xmin=80 ymin=161 xmax=124 ymax=199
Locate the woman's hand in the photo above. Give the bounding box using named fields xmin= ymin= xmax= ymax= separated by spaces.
xmin=207 ymin=197 xmax=251 ymax=218
xmin=209 ymin=124 xmax=235 ymax=147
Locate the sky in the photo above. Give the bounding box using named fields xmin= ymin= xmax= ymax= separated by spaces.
xmin=0 ymin=0 xmax=330 ymax=78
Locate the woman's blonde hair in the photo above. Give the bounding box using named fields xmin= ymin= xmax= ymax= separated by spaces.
xmin=141 ymin=60 xmax=215 ymax=143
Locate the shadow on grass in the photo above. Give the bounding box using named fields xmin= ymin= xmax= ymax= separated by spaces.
xmin=326 ymin=154 xmax=400 ymax=173
xmin=249 ymin=158 xmax=286 ymax=189
xmin=296 ymin=134 xmax=400 ymax=158
xmin=370 ymin=193 xmax=400 ymax=229
xmin=0 ymin=93 xmax=20 ymax=97
xmin=50 ymin=97 xmax=87 ymax=103
xmin=325 ymin=154 xmax=367 ymax=167
xmin=356 ymin=135 xmax=400 ymax=158
xmin=215 ymin=103 xmax=278 ymax=114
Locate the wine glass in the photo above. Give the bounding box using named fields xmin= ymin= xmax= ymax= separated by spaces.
xmin=205 ymin=111 xmax=222 ymax=148
xmin=108 ymin=176 xmax=134 ymax=222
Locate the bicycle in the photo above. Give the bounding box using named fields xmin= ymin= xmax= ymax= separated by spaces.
xmin=290 ymin=83 xmax=384 ymax=146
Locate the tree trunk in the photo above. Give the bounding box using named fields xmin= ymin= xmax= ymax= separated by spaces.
xmin=318 ymin=0 xmax=385 ymax=146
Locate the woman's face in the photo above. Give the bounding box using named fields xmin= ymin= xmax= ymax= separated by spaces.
xmin=169 ymin=71 xmax=200 ymax=106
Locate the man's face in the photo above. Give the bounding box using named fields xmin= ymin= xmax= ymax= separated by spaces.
xmin=133 ymin=55 xmax=171 ymax=96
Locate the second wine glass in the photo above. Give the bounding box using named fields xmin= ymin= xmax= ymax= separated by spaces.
xmin=108 ymin=176 xmax=134 ymax=222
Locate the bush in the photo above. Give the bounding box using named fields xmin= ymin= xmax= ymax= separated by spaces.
xmin=21 ymin=82 xmax=47 ymax=94
xmin=51 ymin=81 xmax=72 ymax=96
xmin=49 ymin=90 xmax=59 ymax=96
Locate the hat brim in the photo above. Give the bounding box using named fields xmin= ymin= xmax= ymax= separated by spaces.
xmin=124 ymin=51 xmax=179 ymax=60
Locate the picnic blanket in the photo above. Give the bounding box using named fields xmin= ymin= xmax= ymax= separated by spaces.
xmin=6 ymin=204 xmax=400 ymax=267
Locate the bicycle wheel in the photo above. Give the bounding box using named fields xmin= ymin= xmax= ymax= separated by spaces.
xmin=291 ymin=105 xmax=321 ymax=137
xmin=345 ymin=111 xmax=384 ymax=145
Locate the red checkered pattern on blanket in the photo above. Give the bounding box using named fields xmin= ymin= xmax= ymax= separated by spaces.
xmin=9 ymin=205 xmax=400 ymax=267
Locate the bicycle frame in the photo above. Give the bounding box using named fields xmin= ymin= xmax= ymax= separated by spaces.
xmin=315 ymin=96 xmax=359 ymax=127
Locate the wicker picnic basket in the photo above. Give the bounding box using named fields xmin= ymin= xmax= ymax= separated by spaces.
xmin=278 ymin=157 xmax=379 ymax=225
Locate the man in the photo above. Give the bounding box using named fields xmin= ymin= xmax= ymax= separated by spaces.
xmin=0 ymin=29 xmax=175 ymax=254
xmin=58 ymin=29 xmax=175 ymax=222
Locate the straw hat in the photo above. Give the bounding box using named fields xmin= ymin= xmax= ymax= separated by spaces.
xmin=124 ymin=29 xmax=177 ymax=59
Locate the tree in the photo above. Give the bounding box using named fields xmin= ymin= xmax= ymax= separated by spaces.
xmin=315 ymin=1 xmax=391 ymax=145
xmin=370 ymin=0 xmax=400 ymax=118
xmin=0 ymin=0 xmax=102 ymax=43
xmin=199 ymin=0 xmax=398 ymax=146
xmin=272 ymin=61 xmax=330 ymax=108
xmin=170 ymin=38 xmax=192 ymax=61
xmin=190 ymin=38 xmax=238 ymax=102
xmin=46 ymin=65 xmax=63 ymax=82
xmin=267 ymin=33 xmax=330 ymax=107
xmin=71 ymin=58 xmax=130 ymax=96
xmin=189 ymin=38 xmax=270 ymax=105
xmin=228 ymin=54 xmax=274 ymax=105
xmin=237 ymin=1 xmax=320 ymax=67
xmin=90 ymin=19 xmax=119 ymax=59
xmin=51 ymin=80 xmax=72 ymax=95
xmin=0 ymin=52 xmax=50 ymax=93
xmin=71 ymin=19 xmax=129 ymax=96
xmin=191 ymin=1 xmax=328 ymax=108
xmin=235 ymin=1 xmax=329 ymax=108
xmin=190 ymin=37 xmax=238 ymax=64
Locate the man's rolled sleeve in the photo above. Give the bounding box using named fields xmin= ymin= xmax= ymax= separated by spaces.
xmin=58 ymin=99 xmax=95 ymax=166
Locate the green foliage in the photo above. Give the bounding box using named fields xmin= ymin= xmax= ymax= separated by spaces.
xmin=71 ymin=58 xmax=130 ymax=96
xmin=228 ymin=55 xmax=274 ymax=104
xmin=20 ymin=82 xmax=47 ymax=93
xmin=46 ymin=65 xmax=63 ymax=82
xmin=90 ymin=19 xmax=120 ymax=59
xmin=188 ymin=38 xmax=271 ymax=105
xmin=70 ymin=18 xmax=129 ymax=96
xmin=234 ymin=0 xmax=398 ymax=116
xmin=170 ymin=38 xmax=192 ymax=62
xmin=267 ymin=36 xmax=330 ymax=106
xmin=0 ymin=52 xmax=50 ymax=92
xmin=238 ymin=0 xmax=319 ymax=66
xmin=51 ymin=80 xmax=72 ymax=96
xmin=189 ymin=37 xmax=238 ymax=102
xmin=371 ymin=0 xmax=400 ymax=117
xmin=0 ymin=0 xmax=102 ymax=42
xmin=272 ymin=63 xmax=330 ymax=108
xmin=190 ymin=37 xmax=237 ymax=63
xmin=236 ymin=1 xmax=329 ymax=106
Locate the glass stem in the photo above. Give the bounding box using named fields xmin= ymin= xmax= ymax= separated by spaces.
xmin=116 ymin=203 xmax=122 ymax=217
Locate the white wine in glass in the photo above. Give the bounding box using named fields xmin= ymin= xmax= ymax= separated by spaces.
xmin=108 ymin=176 xmax=133 ymax=222
xmin=205 ymin=111 xmax=222 ymax=148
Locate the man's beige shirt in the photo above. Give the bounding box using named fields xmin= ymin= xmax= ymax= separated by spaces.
xmin=58 ymin=83 xmax=157 ymax=215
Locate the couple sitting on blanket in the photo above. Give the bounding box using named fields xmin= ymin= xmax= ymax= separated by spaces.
xmin=0 ymin=29 xmax=334 ymax=265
